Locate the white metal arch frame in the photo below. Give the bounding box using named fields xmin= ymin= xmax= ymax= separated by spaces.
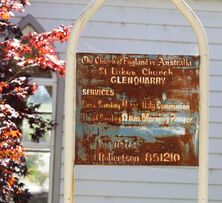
xmin=64 ymin=1 xmax=209 ymax=203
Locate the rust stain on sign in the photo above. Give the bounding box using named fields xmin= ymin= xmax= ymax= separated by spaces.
xmin=75 ymin=53 xmax=200 ymax=166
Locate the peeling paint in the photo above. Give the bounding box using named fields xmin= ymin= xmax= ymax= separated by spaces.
xmin=75 ymin=53 xmax=200 ymax=166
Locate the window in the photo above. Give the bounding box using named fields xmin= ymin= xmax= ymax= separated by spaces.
xmin=19 ymin=15 xmax=58 ymax=203
xmin=22 ymin=76 xmax=57 ymax=203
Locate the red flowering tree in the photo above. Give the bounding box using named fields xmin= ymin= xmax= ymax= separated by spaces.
xmin=0 ymin=0 xmax=71 ymax=202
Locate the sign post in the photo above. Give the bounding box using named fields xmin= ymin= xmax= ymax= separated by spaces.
xmin=171 ymin=3 xmax=209 ymax=203
xmin=64 ymin=0 xmax=208 ymax=203
xmin=64 ymin=1 xmax=106 ymax=202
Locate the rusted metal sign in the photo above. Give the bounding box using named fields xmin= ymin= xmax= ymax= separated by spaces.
xmin=75 ymin=53 xmax=200 ymax=166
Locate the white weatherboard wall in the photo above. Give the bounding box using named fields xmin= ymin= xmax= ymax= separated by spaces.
xmin=21 ymin=0 xmax=222 ymax=202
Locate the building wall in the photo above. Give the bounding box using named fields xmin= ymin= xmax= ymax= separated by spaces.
xmin=19 ymin=0 xmax=222 ymax=202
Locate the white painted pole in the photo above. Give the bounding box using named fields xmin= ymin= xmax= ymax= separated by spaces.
xmin=64 ymin=1 xmax=106 ymax=203
xmin=170 ymin=1 xmax=209 ymax=203
xmin=64 ymin=0 xmax=208 ymax=203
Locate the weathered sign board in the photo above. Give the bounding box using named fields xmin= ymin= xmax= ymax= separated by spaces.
xmin=75 ymin=53 xmax=200 ymax=166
